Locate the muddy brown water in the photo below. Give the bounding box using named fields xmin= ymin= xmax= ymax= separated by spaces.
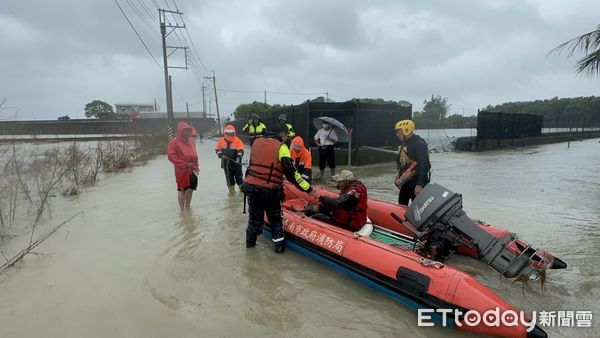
xmin=1 ymin=138 xmax=599 ymax=337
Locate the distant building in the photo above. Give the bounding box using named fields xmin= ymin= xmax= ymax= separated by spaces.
xmin=115 ymin=103 xmax=158 ymax=118
xmin=139 ymin=112 xmax=206 ymax=119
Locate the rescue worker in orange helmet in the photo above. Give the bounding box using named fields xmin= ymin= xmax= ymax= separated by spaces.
xmin=394 ymin=119 xmax=431 ymax=205
xmin=290 ymin=135 xmax=312 ymax=184
xmin=242 ymin=123 xmax=314 ymax=253
xmin=214 ymin=124 xmax=245 ymax=193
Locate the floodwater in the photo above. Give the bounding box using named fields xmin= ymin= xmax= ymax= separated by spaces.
xmin=1 ymin=137 xmax=599 ymax=337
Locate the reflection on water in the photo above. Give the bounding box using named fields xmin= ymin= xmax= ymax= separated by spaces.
xmin=0 ymin=137 xmax=598 ymax=337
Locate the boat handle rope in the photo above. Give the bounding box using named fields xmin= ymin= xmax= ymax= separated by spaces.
xmin=291 ymin=211 xmax=444 ymax=269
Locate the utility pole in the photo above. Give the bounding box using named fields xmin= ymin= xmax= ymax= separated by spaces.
xmin=264 ymin=89 xmax=267 ymax=104
xmin=326 ymin=90 xmax=329 ymax=102
xmin=202 ymin=85 xmax=207 ymax=118
xmin=159 ymin=7 xmax=188 ymax=139
xmin=186 ymin=102 xmax=190 ymax=119
xmin=204 ymin=72 xmax=222 ymax=134
xmin=168 ymin=75 xmax=173 ymax=119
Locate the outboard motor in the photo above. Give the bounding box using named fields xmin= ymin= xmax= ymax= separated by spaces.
xmin=406 ymin=183 xmax=540 ymax=280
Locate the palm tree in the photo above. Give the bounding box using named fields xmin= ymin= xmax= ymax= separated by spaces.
xmin=550 ymin=25 xmax=600 ymax=77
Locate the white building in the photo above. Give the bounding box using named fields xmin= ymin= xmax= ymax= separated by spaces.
xmin=139 ymin=112 xmax=205 ymax=119
xmin=115 ymin=103 xmax=158 ymax=116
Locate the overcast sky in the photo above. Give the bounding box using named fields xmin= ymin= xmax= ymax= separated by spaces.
xmin=1 ymin=0 xmax=599 ymax=120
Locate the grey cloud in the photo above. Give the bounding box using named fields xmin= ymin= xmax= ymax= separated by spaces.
xmin=1 ymin=0 xmax=599 ymax=120
xmin=263 ymin=0 xmax=368 ymax=50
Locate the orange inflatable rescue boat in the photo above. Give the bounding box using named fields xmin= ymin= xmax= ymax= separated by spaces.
xmin=258 ymin=182 xmax=567 ymax=337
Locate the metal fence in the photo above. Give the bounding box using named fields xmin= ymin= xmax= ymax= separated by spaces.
xmin=0 ymin=118 xmax=216 ymax=135
xmin=232 ymin=101 xmax=411 ymax=148
xmin=476 ymin=111 xmax=543 ymax=140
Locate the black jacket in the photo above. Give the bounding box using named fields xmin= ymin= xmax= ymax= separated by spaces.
xmin=397 ymin=134 xmax=431 ymax=186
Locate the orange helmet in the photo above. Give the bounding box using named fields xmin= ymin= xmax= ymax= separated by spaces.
xmin=290 ymin=136 xmax=304 ymax=152
xmin=224 ymin=124 xmax=236 ymax=136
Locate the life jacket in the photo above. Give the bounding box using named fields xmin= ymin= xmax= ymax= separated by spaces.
xmin=244 ymin=138 xmax=284 ymax=189
xmin=244 ymin=122 xmax=267 ymax=136
xmin=332 ymin=181 xmax=368 ymax=231
xmin=398 ymin=145 xmax=414 ymax=173
xmin=397 ymin=134 xmax=430 ymax=183
xmin=285 ymin=123 xmax=296 ymax=137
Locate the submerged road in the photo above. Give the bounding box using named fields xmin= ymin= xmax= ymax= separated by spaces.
xmin=0 ymin=137 xmax=599 ymax=337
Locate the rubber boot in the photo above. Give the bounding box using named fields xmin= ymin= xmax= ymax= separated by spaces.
xmin=246 ymin=232 xmax=257 ymax=248
xmin=274 ymin=241 xmax=286 ymax=254
xmin=330 ymin=168 xmax=336 ymax=177
xmin=318 ymin=169 xmax=325 ymax=180
xmin=228 ymin=185 xmax=236 ymax=194
xmin=238 ymin=184 xmax=243 ymax=194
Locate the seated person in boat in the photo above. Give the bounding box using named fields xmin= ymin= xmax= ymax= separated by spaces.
xmin=305 ymin=170 xmax=368 ymax=231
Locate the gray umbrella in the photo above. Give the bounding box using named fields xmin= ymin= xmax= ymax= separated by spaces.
xmin=313 ymin=116 xmax=349 ymax=142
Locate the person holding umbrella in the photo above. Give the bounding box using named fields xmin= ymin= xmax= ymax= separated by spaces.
xmin=314 ymin=118 xmax=340 ymax=180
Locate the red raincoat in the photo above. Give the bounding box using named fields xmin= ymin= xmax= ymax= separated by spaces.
xmin=167 ymin=122 xmax=199 ymax=189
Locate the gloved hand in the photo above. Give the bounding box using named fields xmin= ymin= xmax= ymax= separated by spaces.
xmin=218 ymin=154 xmax=223 ymax=159
xmin=304 ymin=204 xmax=318 ymax=216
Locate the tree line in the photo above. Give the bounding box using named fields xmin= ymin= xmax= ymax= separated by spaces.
xmin=64 ymin=94 xmax=600 ymax=130
xmin=232 ymin=94 xmax=600 ymax=130
xmin=232 ymin=95 xmax=476 ymax=129
xmin=413 ymin=95 xmax=476 ymax=129
xmin=483 ymin=96 xmax=600 ymax=128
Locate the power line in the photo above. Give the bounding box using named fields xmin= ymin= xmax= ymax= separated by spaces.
xmin=215 ymin=88 xmax=329 ymax=96
xmin=171 ymin=29 xmax=206 ymax=77
xmin=171 ymin=0 xmax=179 ymax=11
xmin=182 ymin=24 xmax=210 ymax=74
xmin=171 ymin=85 xmax=187 ymax=105
xmin=329 ymin=93 xmax=352 ymax=100
xmin=114 ymin=0 xmax=162 ymax=70
xmin=158 ymin=1 xmax=208 ymax=98
xmin=173 ymin=28 xmax=207 ymax=77
xmin=116 ymin=0 xmax=197 ymax=112
xmin=126 ymin=0 xmax=160 ymax=39
xmin=175 ymin=0 xmax=210 ymax=75
xmin=151 ymin=0 xmax=161 ymax=11
xmin=170 ymin=0 xmax=210 ymax=77
xmin=163 ymin=0 xmax=181 ymax=27
xmin=136 ymin=0 xmax=157 ymax=21
xmin=268 ymin=91 xmax=327 ymax=95
xmin=218 ymin=88 xmax=264 ymax=94
xmin=165 ymin=29 xmax=207 ymax=97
